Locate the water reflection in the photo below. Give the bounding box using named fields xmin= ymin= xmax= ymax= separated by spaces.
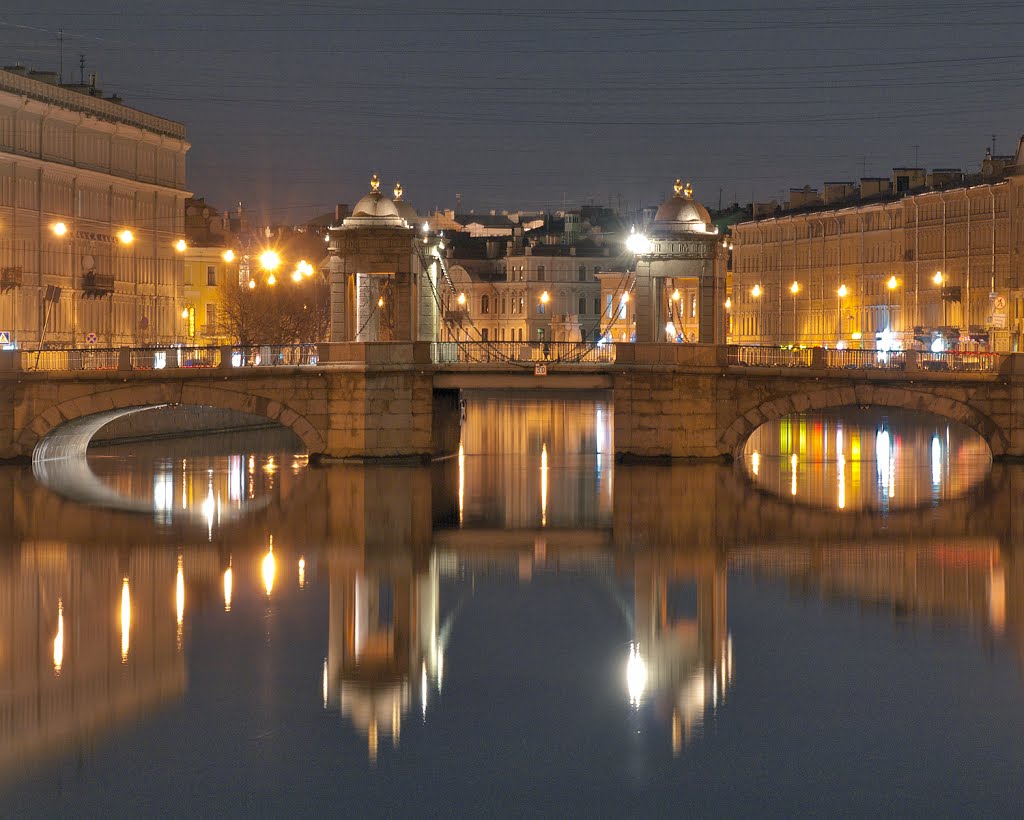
xmin=743 ymin=408 xmax=992 ymax=510
xmin=0 ymin=397 xmax=1022 ymax=811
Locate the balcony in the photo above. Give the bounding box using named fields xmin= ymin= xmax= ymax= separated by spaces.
xmin=1 ymin=266 xmax=22 ymax=291
xmin=82 ymin=271 xmax=115 ymax=298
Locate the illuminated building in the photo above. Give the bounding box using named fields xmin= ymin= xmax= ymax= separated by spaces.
xmin=0 ymin=65 xmax=190 ymax=348
xmin=730 ymin=138 xmax=1024 ymax=350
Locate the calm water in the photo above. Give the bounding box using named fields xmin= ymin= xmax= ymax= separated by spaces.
xmin=0 ymin=394 xmax=1021 ymax=815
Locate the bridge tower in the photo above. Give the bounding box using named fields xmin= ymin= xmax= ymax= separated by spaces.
xmin=326 ymin=176 xmax=439 ymax=342
xmin=632 ymin=180 xmax=726 ymax=344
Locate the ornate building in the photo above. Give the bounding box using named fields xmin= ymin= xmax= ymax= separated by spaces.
xmin=0 ymin=66 xmax=190 ymax=349
xmin=730 ymin=140 xmax=1024 ymax=351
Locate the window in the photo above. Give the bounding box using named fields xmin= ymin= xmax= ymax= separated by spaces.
xmin=481 ymin=328 xmax=489 ymax=341
xmin=537 ymin=265 xmax=545 ymax=282
xmin=205 ymin=303 xmax=217 ymax=330
xmin=690 ymin=295 xmax=697 ymax=319
xmin=481 ymin=294 xmax=490 ymax=314
xmin=183 ymin=265 xmax=193 ymax=286
xmin=207 ymin=265 xmax=216 ymax=286
xmin=594 ymin=298 xmax=600 ymax=315
xmin=501 ymin=296 xmax=506 ymax=314
xmin=578 ymin=265 xmax=586 ymax=281
xmin=578 ymin=297 xmax=586 ymax=315
xmin=593 ymin=266 xmax=601 ymax=277
xmin=538 ymin=302 xmax=545 ymax=315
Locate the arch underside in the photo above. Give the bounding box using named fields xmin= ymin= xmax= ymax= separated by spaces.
xmin=719 ymin=384 xmax=1006 ymax=458
xmin=20 ymin=382 xmax=326 ymax=458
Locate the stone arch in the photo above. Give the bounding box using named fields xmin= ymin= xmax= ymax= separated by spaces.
xmin=19 ymin=381 xmax=327 ymax=458
xmin=717 ymin=383 xmax=1007 ymax=460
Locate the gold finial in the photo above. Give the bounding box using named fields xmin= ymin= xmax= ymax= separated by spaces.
xmin=684 ymin=181 xmax=693 ymax=198
xmin=370 ymin=174 xmax=380 ymax=193
xmin=674 ymin=178 xmax=683 ymax=196
xmin=393 ymin=182 xmax=403 ymax=200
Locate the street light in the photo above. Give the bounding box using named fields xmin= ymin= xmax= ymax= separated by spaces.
xmin=751 ymin=284 xmax=762 ymax=342
xmin=259 ymin=250 xmax=281 ymax=272
xmin=887 ymin=275 xmax=899 ymax=333
xmin=50 ymin=221 xmax=68 ymax=237
xmin=934 ymin=270 xmax=945 ymax=326
xmin=456 ymin=292 xmax=467 ymax=306
xmin=222 ymin=249 xmax=235 ymax=263
xmin=837 ymin=284 xmax=849 ymax=345
xmin=626 ymin=228 xmax=651 ymax=255
xmin=118 ymin=229 xmax=134 ymax=246
xmin=789 ymin=281 xmax=800 ymax=344
xmin=174 ymin=239 xmax=187 ymax=253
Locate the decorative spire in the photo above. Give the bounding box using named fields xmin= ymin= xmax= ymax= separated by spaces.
xmin=393 ymin=182 xmax=403 ymax=200
xmin=370 ymin=174 xmax=380 ymax=193
xmin=674 ymin=178 xmax=684 ymax=197
xmin=684 ymin=181 xmax=693 ymax=199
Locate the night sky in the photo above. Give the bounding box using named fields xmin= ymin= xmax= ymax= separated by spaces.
xmin=2 ymin=1 xmax=1023 ymax=223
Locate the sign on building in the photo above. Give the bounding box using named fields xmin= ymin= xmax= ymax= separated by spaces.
xmin=0 ymin=331 xmax=9 ymax=345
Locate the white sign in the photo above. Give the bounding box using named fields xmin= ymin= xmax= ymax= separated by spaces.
xmin=994 ymin=295 xmax=1007 ymax=311
xmin=534 ymin=364 xmax=548 ymax=376
xmin=991 ymin=314 xmax=1007 ymax=328
xmin=0 ymin=331 xmax=9 ymax=344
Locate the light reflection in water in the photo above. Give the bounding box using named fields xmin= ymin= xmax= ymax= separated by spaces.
xmin=744 ymin=408 xmax=991 ymax=510
xmin=176 ymin=556 xmax=185 ymax=649
xmin=223 ymin=564 xmax=233 ymax=612
xmin=52 ymin=599 xmax=63 ymax=676
xmin=120 ymin=577 xmax=130 ymax=663
xmin=262 ymin=539 xmax=276 ymax=597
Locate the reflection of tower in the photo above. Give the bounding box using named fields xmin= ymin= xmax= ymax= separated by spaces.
xmin=630 ymin=553 xmax=733 ymax=754
xmin=325 ymin=552 xmax=440 ymax=765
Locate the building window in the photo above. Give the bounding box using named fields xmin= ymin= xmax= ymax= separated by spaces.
xmin=538 ymin=302 xmax=545 ymax=315
xmin=183 ymin=265 xmax=193 ymax=286
xmin=578 ymin=265 xmax=586 ymax=281
xmin=205 ymin=303 xmax=217 ymax=331
xmin=594 ymin=298 xmax=600 ymax=315
xmin=593 ymin=266 xmax=601 ymax=277
xmin=481 ymin=328 xmax=489 ymax=341
xmin=207 ymin=265 xmax=216 ymax=286
xmin=690 ymin=295 xmax=697 ymax=319
xmin=578 ymin=297 xmax=586 ymax=315
xmin=481 ymin=294 xmax=490 ymax=314
xmin=537 ymin=265 xmax=545 ymax=282
xmin=501 ymin=296 xmax=507 ymax=314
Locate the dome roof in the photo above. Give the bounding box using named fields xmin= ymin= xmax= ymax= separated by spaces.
xmin=342 ymin=174 xmax=407 ymax=228
xmin=391 ymin=183 xmax=419 ymax=224
xmin=352 ymin=192 xmax=399 ymax=219
xmin=653 ymin=180 xmax=713 ymax=233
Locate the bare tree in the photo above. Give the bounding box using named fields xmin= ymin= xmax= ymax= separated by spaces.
xmin=218 ymin=275 xmax=329 ymax=344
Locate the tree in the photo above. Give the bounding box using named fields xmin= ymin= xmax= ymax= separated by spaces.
xmin=218 ymin=275 xmax=329 ymax=344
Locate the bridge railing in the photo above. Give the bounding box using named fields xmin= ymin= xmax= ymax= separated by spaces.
xmin=919 ymin=351 xmax=1000 ymax=373
xmin=226 ymin=344 xmax=319 ymax=367
xmin=727 ymin=346 xmax=812 ymax=368
xmin=431 ymin=341 xmax=616 ymax=364
xmin=21 ymin=348 xmax=121 ymax=371
xmin=825 ymin=349 xmax=907 ymax=370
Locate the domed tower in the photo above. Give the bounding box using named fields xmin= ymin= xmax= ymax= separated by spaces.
xmin=632 ymin=180 xmax=725 ymax=344
xmin=326 ymin=175 xmax=438 ymax=342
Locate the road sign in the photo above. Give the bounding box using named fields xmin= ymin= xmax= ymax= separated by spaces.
xmin=85 ymin=332 xmax=98 ymax=344
xmin=0 ymin=331 xmax=9 ymax=345
xmin=994 ymin=295 xmax=1007 ymax=311
xmin=991 ymin=314 xmax=1007 ymax=328
xmin=534 ymin=364 xmax=548 ymax=376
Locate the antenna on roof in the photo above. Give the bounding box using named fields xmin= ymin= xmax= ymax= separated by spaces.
xmin=58 ymin=29 xmax=64 ymax=83
xmin=992 ymin=134 xmax=997 ymax=156
xmin=79 ymin=53 xmax=85 ymax=85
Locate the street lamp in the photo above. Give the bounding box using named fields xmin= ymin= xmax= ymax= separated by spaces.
xmin=886 ymin=275 xmax=899 ymax=333
xmin=50 ymin=221 xmax=68 ymax=237
xmin=174 ymin=239 xmax=187 ymax=253
xmin=837 ymin=284 xmax=849 ymax=345
xmin=118 ymin=229 xmax=134 ymax=246
xmin=789 ymin=281 xmax=800 ymax=344
xmin=626 ymin=228 xmax=651 ymax=255
xmin=457 ymin=292 xmax=467 ymax=306
xmin=751 ymin=284 xmax=763 ymax=343
xmin=259 ymin=250 xmax=281 ymax=273
xmin=222 ymin=249 xmax=236 ymax=263
xmin=933 ymin=270 xmax=945 ymax=326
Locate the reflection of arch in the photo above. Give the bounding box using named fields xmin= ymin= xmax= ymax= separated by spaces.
xmin=718 ymin=386 xmax=1006 ymax=460
xmin=20 ymin=386 xmax=327 ymax=457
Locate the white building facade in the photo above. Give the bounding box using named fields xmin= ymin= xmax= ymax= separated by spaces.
xmin=0 ymin=67 xmax=190 ymax=349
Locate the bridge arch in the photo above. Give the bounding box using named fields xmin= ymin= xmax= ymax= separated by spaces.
xmin=20 ymin=382 xmax=327 ymax=458
xmin=717 ymin=383 xmax=1008 ymax=460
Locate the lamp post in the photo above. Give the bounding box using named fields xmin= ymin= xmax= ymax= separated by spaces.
xmin=933 ymin=270 xmax=945 ymax=327
xmin=789 ymin=281 xmax=800 ymax=345
xmin=837 ymin=283 xmax=849 ymax=345
xmin=886 ymin=275 xmax=898 ymax=334
xmin=118 ymin=229 xmax=136 ymax=345
xmin=751 ymin=283 xmax=762 ymax=343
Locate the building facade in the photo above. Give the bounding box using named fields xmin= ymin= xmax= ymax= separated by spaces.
xmin=730 ymin=142 xmax=1024 ymax=351
xmin=0 ymin=67 xmax=190 ymax=349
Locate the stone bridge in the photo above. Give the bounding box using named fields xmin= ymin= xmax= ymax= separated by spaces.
xmin=2 ymin=342 xmax=1023 ymax=462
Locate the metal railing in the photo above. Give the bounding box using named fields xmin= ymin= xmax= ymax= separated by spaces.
xmin=825 ymin=349 xmax=907 ymax=370
xmin=728 ymin=346 xmax=812 ymax=368
xmin=920 ymin=351 xmax=1000 ymax=373
xmin=22 ymin=348 xmax=120 ymax=371
xmin=432 ymin=341 xmax=616 ymax=364
xmin=228 ymin=344 xmax=318 ymax=367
